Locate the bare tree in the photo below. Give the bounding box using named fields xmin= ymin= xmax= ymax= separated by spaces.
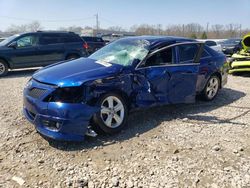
xmin=107 ymin=26 xmax=125 ymax=32
xmin=5 ymin=21 xmax=42 ymax=34
xmin=6 ymin=24 xmax=28 ymax=34
xmin=211 ymin=24 xmax=224 ymax=38
xmin=28 ymin=21 xmax=43 ymax=32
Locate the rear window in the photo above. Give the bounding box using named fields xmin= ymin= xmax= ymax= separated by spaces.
xmin=40 ymin=33 xmax=82 ymax=45
xmin=82 ymin=37 xmax=93 ymax=42
xmin=94 ymin=37 xmax=104 ymax=42
xmin=62 ymin=34 xmax=82 ymax=43
xmin=40 ymin=34 xmax=62 ymax=45
xmin=82 ymin=37 xmax=104 ymax=42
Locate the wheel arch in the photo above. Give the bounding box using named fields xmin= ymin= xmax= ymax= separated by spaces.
xmin=210 ymin=72 xmax=222 ymax=88
xmin=0 ymin=57 xmax=10 ymax=68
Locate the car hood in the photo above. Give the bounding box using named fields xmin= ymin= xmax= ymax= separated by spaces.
xmin=33 ymin=58 xmax=124 ymax=87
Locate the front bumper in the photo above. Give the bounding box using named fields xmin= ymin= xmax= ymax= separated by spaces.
xmin=23 ymin=80 xmax=99 ymax=141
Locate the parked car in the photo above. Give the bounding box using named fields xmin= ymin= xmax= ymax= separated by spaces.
xmin=197 ymin=39 xmax=222 ymax=52
xmin=81 ymin=36 xmax=106 ymax=54
xmin=23 ymin=36 xmax=228 ymax=141
xmin=228 ymin=34 xmax=250 ymax=74
xmin=220 ymin=38 xmax=242 ymax=56
xmin=0 ymin=31 xmax=88 ymax=76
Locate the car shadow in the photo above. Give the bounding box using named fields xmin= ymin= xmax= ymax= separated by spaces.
xmin=0 ymin=68 xmax=39 ymax=79
xmin=47 ymin=88 xmax=247 ymax=151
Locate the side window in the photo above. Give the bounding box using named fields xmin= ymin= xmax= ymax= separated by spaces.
xmin=178 ymin=44 xmax=199 ymax=63
xmin=201 ymin=49 xmax=210 ymax=58
xmin=95 ymin=37 xmax=104 ymax=42
xmin=144 ymin=47 xmax=174 ymax=67
xmin=40 ymin=34 xmax=62 ymax=45
xmin=16 ymin=35 xmax=38 ymax=48
xmin=82 ymin=37 xmax=92 ymax=42
xmin=63 ymin=34 xmax=82 ymax=43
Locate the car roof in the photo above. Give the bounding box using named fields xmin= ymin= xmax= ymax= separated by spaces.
xmin=120 ymin=35 xmax=196 ymax=50
xmin=19 ymin=31 xmax=77 ymax=35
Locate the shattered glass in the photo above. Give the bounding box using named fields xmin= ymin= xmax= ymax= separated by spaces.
xmin=89 ymin=38 xmax=150 ymax=67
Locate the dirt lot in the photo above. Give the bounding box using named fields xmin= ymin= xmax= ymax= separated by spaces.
xmin=0 ymin=70 xmax=250 ymax=188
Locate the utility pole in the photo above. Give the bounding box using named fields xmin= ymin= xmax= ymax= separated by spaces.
xmin=95 ymin=13 xmax=99 ymax=36
xmin=206 ymin=22 xmax=209 ymax=33
xmin=182 ymin=24 xmax=185 ymax=36
xmin=239 ymin=24 xmax=242 ymax=37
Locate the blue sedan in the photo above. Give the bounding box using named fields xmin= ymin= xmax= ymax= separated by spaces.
xmin=23 ymin=36 xmax=228 ymax=141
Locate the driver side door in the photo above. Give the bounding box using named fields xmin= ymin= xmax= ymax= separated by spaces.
xmin=10 ymin=34 xmax=40 ymax=68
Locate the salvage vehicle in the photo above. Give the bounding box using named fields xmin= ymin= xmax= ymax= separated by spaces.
xmin=228 ymin=34 xmax=250 ymax=74
xmin=0 ymin=31 xmax=88 ymax=76
xmin=23 ymin=36 xmax=228 ymax=141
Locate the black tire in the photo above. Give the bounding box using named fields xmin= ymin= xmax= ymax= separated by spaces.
xmin=201 ymin=75 xmax=220 ymax=101
xmin=92 ymin=93 xmax=128 ymax=135
xmin=0 ymin=60 xmax=8 ymax=77
xmin=66 ymin=54 xmax=80 ymax=60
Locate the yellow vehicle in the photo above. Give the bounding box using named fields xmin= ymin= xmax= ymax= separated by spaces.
xmin=228 ymin=34 xmax=250 ymax=73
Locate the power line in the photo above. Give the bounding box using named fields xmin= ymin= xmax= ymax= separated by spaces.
xmin=99 ymin=16 xmax=119 ymax=26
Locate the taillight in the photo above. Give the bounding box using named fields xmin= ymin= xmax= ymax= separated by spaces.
xmin=83 ymin=42 xmax=89 ymax=49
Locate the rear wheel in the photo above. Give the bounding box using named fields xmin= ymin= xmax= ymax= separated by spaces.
xmin=0 ymin=60 xmax=8 ymax=77
xmin=201 ymin=75 xmax=220 ymax=101
xmin=92 ymin=93 xmax=128 ymax=134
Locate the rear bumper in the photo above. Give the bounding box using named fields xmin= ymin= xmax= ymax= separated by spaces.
xmin=23 ymin=93 xmax=99 ymax=141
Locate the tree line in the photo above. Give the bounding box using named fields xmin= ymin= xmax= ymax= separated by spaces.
xmin=130 ymin=23 xmax=249 ymax=39
xmin=0 ymin=21 xmax=249 ymax=39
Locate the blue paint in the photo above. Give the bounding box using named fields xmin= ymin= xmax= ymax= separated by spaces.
xmin=23 ymin=36 xmax=228 ymax=141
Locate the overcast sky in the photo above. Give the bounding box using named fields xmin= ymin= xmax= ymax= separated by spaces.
xmin=0 ymin=0 xmax=249 ymax=31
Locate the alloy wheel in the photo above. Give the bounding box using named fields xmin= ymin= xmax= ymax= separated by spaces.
xmin=100 ymin=96 xmax=125 ymax=128
xmin=206 ymin=77 xmax=219 ymax=99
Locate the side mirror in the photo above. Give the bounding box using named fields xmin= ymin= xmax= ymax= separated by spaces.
xmin=8 ymin=41 xmax=17 ymax=49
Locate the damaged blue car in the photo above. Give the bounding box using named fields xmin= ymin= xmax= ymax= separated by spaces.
xmin=23 ymin=36 xmax=228 ymax=141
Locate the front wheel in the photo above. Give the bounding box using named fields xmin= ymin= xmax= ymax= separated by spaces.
xmin=92 ymin=93 xmax=128 ymax=134
xmin=201 ymin=75 xmax=220 ymax=101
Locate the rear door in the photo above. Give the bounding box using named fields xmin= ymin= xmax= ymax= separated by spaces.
xmin=135 ymin=42 xmax=202 ymax=106
xmin=37 ymin=33 xmax=65 ymax=65
xmin=167 ymin=43 xmax=201 ymax=104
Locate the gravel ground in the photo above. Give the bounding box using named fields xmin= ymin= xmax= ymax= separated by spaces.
xmin=0 ymin=70 xmax=250 ymax=188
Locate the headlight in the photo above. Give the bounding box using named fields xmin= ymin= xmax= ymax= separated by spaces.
xmin=44 ymin=87 xmax=85 ymax=103
xmin=25 ymin=79 xmax=32 ymax=88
